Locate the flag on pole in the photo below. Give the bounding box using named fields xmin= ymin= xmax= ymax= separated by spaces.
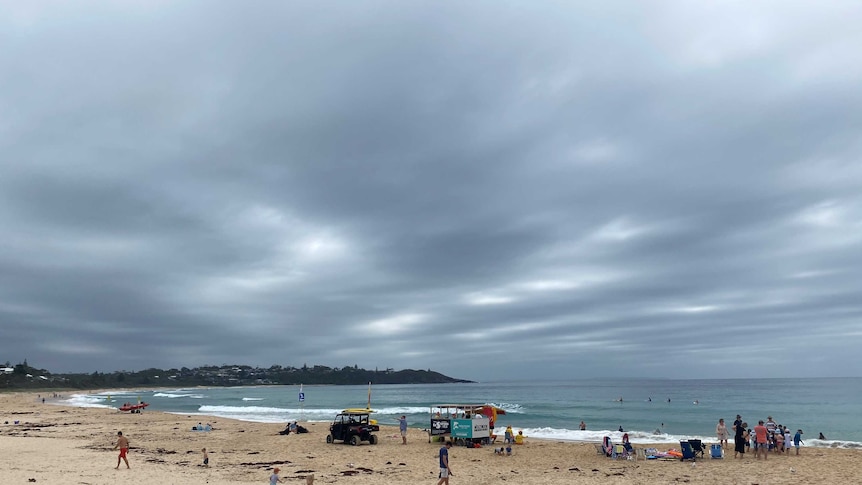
xmin=367 ymin=381 xmax=372 ymax=410
xmin=299 ymin=384 xmax=305 ymax=402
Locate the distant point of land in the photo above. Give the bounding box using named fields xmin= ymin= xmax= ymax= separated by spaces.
xmin=0 ymin=361 xmax=473 ymax=390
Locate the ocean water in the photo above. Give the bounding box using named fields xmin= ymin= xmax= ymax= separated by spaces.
xmin=62 ymin=378 xmax=861 ymax=449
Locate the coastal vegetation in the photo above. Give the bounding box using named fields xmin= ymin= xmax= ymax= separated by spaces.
xmin=0 ymin=360 xmax=472 ymax=390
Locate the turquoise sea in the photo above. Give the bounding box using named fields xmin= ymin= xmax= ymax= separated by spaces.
xmin=64 ymin=378 xmax=861 ymax=449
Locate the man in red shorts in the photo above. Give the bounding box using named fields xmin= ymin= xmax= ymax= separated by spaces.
xmin=114 ymin=431 xmax=130 ymax=469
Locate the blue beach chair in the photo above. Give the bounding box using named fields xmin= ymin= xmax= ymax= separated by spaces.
xmin=679 ymin=441 xmax=696 ymax=462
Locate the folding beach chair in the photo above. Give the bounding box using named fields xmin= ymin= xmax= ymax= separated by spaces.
xmin=688 ymin=439 xmax=706 ymax=458
xmin=679 ymin=441 xmax=696 ymax=462
xmin=601 ymin=436 xmax=613 ymax=457
xmin=611 ymin=445 xmax=637 ymax=461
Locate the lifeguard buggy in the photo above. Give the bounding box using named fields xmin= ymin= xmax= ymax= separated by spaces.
xmin=325 ymin=409 xmax=380 ymax=446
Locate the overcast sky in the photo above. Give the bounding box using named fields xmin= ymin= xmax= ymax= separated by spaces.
xmin=1 ymin=1 xmax=861 ymax=381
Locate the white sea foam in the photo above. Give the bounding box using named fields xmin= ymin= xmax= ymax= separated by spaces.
xmin=199 ymin=405 xmax=296 ymax=414
xmin=489 ymin=402 xmax=525 ymax=414
xmin=187 ymin=404 xmax=432 ymax=424
xmin=810 ymin=439 xmax=861 ymax=449
xmin=363 ymin=406 xmax=430 ymax=415
xmin=62 ymin=394 xmax=114 ymax=409
xmin=242 ymin=397 xmax=264 ymax=401
xmin=186 ymin=405 xmax=342 ymax=423
xmin=152 ymin=392 xmax=206 ymax=399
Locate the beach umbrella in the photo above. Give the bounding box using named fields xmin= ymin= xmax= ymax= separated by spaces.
xmin=482 ymin=405 xmax=506 ymax=423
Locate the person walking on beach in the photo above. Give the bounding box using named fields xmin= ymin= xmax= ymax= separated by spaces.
xmin=399 ymin=415 xmax=408 ymax=444
xmin=270 ymin=467 xmax=284 ymax=484
xmin=716 ymin=418 xmax=728 ymax=448
xmin=113 ymin=431 xmax=130 ymax=469
xmin=794 ymin=430 xmax=804 ymax=455
xmin=202 ymin=447 xmax=209 ymax=467
xmin=436 ymin=440 xmax=453 ymax=485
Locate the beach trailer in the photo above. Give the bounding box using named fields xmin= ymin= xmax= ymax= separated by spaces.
xmin=428 ymin=404 xmax=504 ymax=445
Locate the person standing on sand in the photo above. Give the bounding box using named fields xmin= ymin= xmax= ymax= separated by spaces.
xmin=399 ymin=415 xmax=408 ymax=444
xmin=270 ymin=467 xmax=284 ymax=484
xmin=754 ymin=420 xmax=768 ymax=460
xmin=716 ymin=418 xmax=728 ymax=448
xmin=202 ymin=448 xmax=209 ymax=467
xmin=113 ymin=431 xmax=130 ymax=469
xmin=732 ymin=415 xmax=745 ymax=458
xmin=436 ymin=440 xmax=453 ymax=485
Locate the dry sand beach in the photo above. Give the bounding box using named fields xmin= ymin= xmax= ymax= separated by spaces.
xmin=1 ymin=391 xmax=858 ymax=484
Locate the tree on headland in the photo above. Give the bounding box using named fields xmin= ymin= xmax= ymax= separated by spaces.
xmin=0 ymin=361 xmax=472 ymax=390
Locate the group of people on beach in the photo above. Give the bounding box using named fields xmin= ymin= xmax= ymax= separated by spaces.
xmin=109 ymin=414 xmax=465 ymax=483
xmin=728 ymin=414 xmax=803 ymax=459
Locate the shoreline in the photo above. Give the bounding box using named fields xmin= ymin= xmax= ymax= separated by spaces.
xmin=50 ymin=387 xmax=862 ymax=450
xmin=2 ymin=391 xmax=861 ymax=484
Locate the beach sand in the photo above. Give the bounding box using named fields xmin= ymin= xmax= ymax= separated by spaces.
xmin=1 ymin=391 xmax=857 ymax=484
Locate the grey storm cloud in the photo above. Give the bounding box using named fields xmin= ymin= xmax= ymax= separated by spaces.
xmin=1 ymin=1 xmax=861 ymax=380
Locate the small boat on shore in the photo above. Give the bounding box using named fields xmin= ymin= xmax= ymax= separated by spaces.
xmin=118 ymin=402 xmax=149 ymax=413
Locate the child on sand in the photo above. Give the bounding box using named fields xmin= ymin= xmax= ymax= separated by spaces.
xmin=504 ymin=425 xmax=514 ymax=443
xmin=270 ymin=467 xmax=284 ymax=484
xmin=202 ymin=448 xmax=209 ymax=467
